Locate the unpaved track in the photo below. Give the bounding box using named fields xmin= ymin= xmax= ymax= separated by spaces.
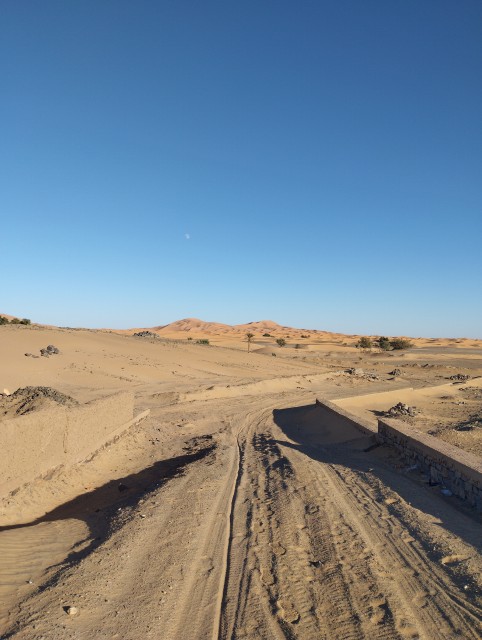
xmin=5 ymin=392 xmax=482 ymax=640
xmin=217 ymin=398 xmax=481 ymax=640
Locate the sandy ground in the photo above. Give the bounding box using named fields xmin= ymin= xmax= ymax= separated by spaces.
xmin=0 ymin=322 xmax=481 ymax=639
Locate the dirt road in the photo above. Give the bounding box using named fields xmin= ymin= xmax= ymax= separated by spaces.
xmin=4 ymin=389 xmax=481 ymax=640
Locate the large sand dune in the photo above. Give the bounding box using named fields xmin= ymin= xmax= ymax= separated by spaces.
xmin=0 ymin=320 xmax=481 ymax=639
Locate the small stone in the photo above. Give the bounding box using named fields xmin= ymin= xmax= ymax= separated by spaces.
xmin=46 ymin=344 xmax=60 ymax=354
xmin=65 ymin=606 xmax=78 ymax=616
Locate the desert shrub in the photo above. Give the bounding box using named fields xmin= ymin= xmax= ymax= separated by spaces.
xmin=0 ymin=316 xmax=9 ymax=325
xmin=295 ymin=344 xmax=301 ymax=349
xmin=390 ymin=338 xmax=413 ymax=350
xmin=377 ymin=337 xmax=391 ymax=351
xmin=357 ymin=336 xmax=372 ymax=350
xmin=187 ymin=336 xmax=192 ymax=340
xmin=263 ymin=333 xmax=271 ymax=337
xmin=300 ymin=334 xmax=309 ymax=338
xmin=271 ymin=352 xmax=277 ymax=357
xmin=196 ymin=339 xmax=210 ymax=345
xmin=10 ymin=318 xmax=21 ymax=324
xmin=276 ymin=338 xmax=286 ymax=347
xmin=20 ymin=318 xmax=31 ymax=325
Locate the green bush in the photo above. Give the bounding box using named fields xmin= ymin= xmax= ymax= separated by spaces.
xmin=10 ymin=318 xmax=21 ymax=324
xmin=263 ymin=333 xmax=271 ymax=337
xmin=377 ymin=337 xmax=391 ymax=351
xmin=0 ymin=316 xmax=9 ymax=325
xmin=276 ymin=338 xmax=286 ymax=347
xmin=357 ymin=336 xmax=372 ymax=350
xmin=196 ymin=339 xmax=210 ymax=345
xmin=390 ymin=338 xmax=413 ymax=350
xmin=20 ymin=318 xmax=31 ymax=325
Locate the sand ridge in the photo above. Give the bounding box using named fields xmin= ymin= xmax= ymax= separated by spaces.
xmin=0 ymin=321 xmax=481 ymax=638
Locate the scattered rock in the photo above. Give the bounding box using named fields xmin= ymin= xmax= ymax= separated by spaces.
xmin=40 ymin=345 xmax=60 ymax=357
xmin=389 ymin=368 xmax=402 ymax=376
xmin=385 ymin=403 xmax=418 ymax=418
xmin=449 ymin=374 xmax=470 ymax=381
xmin=309 ymin=559 xmax=323 ymax=568
xmin=65 ymin=606 xmax=78 ymax=616
xmin=346 ymin=368 xmax=364 ymax=376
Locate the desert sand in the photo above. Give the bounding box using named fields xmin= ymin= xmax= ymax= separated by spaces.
xmin=0 ymin=318 xmax=481 ymax=639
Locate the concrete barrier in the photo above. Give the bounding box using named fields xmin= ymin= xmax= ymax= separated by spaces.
xmin=378 ymin=417 xmax=482 ymax=511
xmin=315 ymin=398 xmax=378 ymax=437
xmin=315 ymin=397 xmax=482 ymax=511
xmin=0 ymin=392 xmax=149 ymax=497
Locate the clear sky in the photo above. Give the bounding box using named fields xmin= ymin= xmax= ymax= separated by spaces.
xmin=1 ymin=1 xmax=481 ymax=337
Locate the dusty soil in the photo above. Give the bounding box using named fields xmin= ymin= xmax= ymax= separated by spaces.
xmin=0 ymin=386 xmax=78 ymax=418
xmin=0 ymin=323 xmax=481 ymax=639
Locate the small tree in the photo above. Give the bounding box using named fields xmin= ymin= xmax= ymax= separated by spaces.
xmin=390 ymin=338 xmax=413 ymax=350
xmin=377 ymin=336 xmax=391 ymax=351
xmin=276 ymin=338 xmax=286 ymax=347
xmin=20 ymin=318 xmax=31 ymax=325
xmin=357 ymin=336 xmax=372 ymax=350
xmin=246 ymin=332 xmax=254 ymax=353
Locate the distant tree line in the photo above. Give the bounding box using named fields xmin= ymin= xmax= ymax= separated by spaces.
xmin=0 ymin=316 xmax=31 ymax=325
xmin=357 ymin=336 xmax=413 ymax=351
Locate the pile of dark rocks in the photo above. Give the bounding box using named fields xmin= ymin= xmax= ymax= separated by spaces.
xmin=40 ymin=344 xmax=60 ymax=357
xmin=449 ymin=374 xmax=470 ymax=382
xmin=133 ymin=331 xmax=160 ymax=339
xmin=25 ymin=344 xmax=60 ymax=358
xmin=389 ymin=368 xmax=402 ymax=376
xmin=385 ymin=402 xmax=417 ymax=418
xmin=1 ymin=386 xmax=78 ymax=416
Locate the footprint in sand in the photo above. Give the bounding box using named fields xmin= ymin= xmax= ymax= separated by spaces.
xmin=441 ymin=554 xmax=468 ymax=566
xmin=412 ymin=591 xmax=429 ymax=608
xmin=277 ymin=600 xmax=300 ymax=624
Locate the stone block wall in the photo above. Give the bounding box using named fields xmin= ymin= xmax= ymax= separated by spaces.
xmin=378 ymin=418 xmax=482 ymax=511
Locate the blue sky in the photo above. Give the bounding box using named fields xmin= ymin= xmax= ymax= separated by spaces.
xmin=1 ymin=1 xmax=481 ymax=337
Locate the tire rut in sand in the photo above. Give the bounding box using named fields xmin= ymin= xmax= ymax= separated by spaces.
xmin=313 ymin=460 xmax=482 ymax=640
xmin=220 ymin=420 xmax=401 ymax=640
xmin=218 ymin=402 xmax=481 ymax=640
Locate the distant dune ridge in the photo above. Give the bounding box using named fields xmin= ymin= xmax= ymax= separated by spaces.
xmin=1 ymin=313 xmax=481 ymax=346
xmin=151 ymin=317 xmax=338 ymax=338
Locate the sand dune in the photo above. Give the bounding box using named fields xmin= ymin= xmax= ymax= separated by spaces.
xmin=0 ymin=320 xmax=481 ymax=639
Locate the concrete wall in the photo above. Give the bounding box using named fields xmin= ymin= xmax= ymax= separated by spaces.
xmin=0 ymin=392 xmax=148 ymax=497
xmin=315 ymin=397 xmax=482 ymax=511
xmin=378 ymin=418 xmax=482 ymax=511
xmin=315 ymin=398 xmax=378 ymax=437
